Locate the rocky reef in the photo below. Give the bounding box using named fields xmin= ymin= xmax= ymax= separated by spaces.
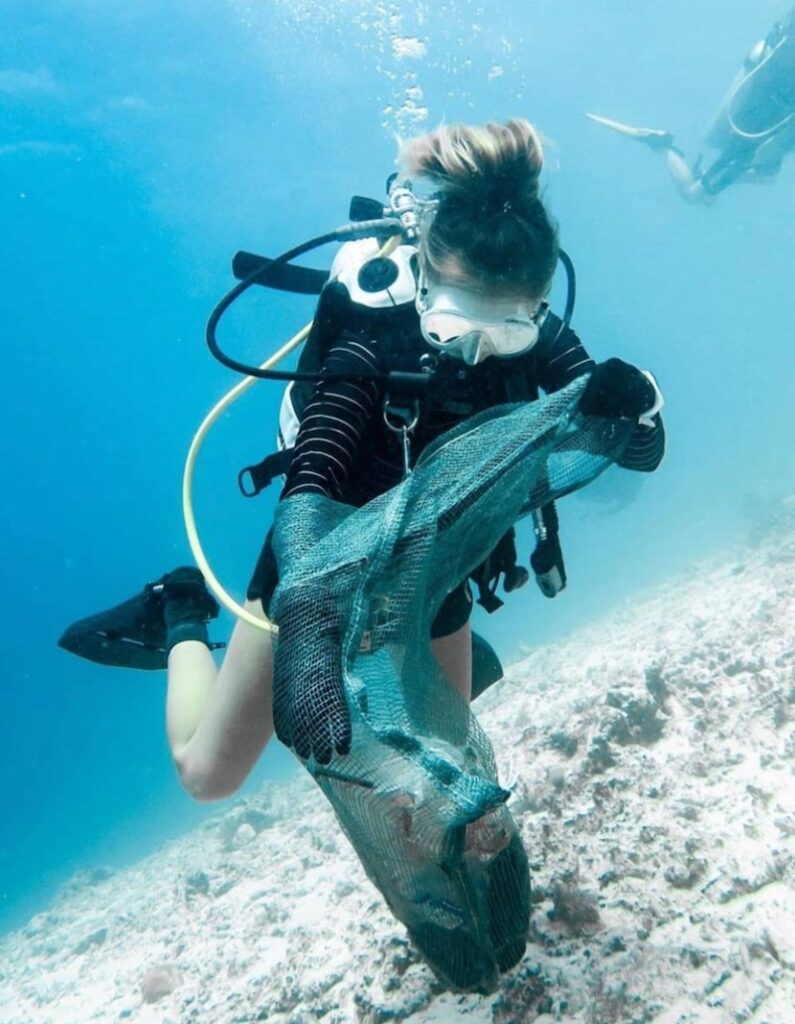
xmin=1 ymin=521 xmax=794 ymax=1023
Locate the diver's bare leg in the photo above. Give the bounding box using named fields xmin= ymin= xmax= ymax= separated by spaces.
xmin=166 ymin=598 xmax=274 ymax=800
xmin=585 ymin=115 xmax=710 ymax=203
xmin=431 ymin=620 xmax=472 ymax=703
xmin=663 ymin=148 xmax=709 ymax=202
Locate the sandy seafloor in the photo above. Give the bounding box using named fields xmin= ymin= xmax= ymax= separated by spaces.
xmin=2 ymin=511 xmax=794 ymax=1024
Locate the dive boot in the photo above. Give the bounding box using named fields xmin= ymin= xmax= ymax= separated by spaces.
xmin=58 ymin=567 xmax=221 ymax=670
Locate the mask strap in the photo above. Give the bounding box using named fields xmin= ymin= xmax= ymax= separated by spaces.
xmin=414 ymin=261 xmax=430 ymax=314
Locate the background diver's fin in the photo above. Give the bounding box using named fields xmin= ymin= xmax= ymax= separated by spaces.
xmin=470 ymin=631 xmax=504 ymax=700
xmin=58 ymin=589 xmax=169 ymax=671
xmin=586 ymin=113 xmax=674 ymax=148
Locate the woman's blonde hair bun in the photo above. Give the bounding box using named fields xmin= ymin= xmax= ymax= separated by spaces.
xmin=399 ymin=119 xmax=557 ymax=297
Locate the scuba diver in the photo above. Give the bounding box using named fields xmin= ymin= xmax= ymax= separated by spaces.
xmin=59 ymin=118 xmax=665 ymax=793
xmin=59 ymin=119 xmax=666 ymax=991
xmin=587 ymin=6 xmax=795 ymax=202
xmin=58 ymin=116 xmax=663 ymax=790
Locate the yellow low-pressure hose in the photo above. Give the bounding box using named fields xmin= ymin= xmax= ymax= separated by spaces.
xmin=183 ymin=235 xmax=401 ymax=634
xmin=182 ymin=323 xmax=311 ymax=633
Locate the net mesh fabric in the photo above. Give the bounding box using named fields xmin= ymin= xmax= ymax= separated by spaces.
xmin=270 ymin=378 xmax=633 ymax=992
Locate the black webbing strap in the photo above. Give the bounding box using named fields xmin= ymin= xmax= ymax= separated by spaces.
xmin=471 ymin=527 xmax=528 ymax=613
xmin=238 ymin=448 xmax=293 ymax=497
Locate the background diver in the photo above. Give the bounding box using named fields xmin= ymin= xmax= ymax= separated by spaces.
xmin=59 ymin=118 xmax=665 ymax=796
xmin=588 ymin=6 xmax=795 ymax=202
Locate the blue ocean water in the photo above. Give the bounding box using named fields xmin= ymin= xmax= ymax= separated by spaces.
xmin=1 ymin=0 xmax=793 ymax=934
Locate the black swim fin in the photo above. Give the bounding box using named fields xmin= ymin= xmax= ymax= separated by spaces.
xmin=471 ymin=632 xmax=504 ymax=700
xmin=58 ymin=567 xmax=221 ymax=671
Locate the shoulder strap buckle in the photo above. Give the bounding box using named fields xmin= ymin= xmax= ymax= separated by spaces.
xmin=238 ymin=448 xmax=293 ymax=497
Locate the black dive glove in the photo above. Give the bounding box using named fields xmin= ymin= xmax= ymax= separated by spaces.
xmin=272 ymin=588 xmax=351 ymax=765
xmin=579 ymin=358 xmax=657 ymax=420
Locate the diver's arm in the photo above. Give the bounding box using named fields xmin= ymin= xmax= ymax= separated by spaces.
xmin=617 ymin=415 xmax=665 ymax=472
xmin=534 ymin=317 xmax=596 ymax=392
xmin=579 ymin=358 xmax=666 ymax=472
xmin=273 ymin=332 xmax=385 ymax=764
xmin=282 ymin=332 xmax=384 ymax=499
xmin=532 ymin=321 xmax=663 ymax=473
xmin=162 ymin=326 xmax=389 ymax=794
xmin=166 ymin=335 xmax=387 ymax=782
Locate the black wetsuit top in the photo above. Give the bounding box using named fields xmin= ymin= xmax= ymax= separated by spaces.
xmin=282 ymin=283 xmax=665 ymax=504
xmin=703 ymin=13 xmax=795 ymax=194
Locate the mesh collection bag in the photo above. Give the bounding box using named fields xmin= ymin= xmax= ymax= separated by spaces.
xmin=270 ymin=378 xmax=633 ymax=992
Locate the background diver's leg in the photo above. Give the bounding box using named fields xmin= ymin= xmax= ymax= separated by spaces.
xmin=584 ymin=115 xmax=712 ymax=203
xmin=691 ymin=144 xmax=759 ymax=199
xmin=662 ymin=147 xmax=711 ymax=202
xmin=431 ymin=620 xmax=473 ymax=703
xmin=166 ymin=598 xmax=274 ymax=801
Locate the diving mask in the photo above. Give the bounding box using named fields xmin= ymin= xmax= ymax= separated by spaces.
xmin=416 ymin=273 xmax=548 ymax=365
